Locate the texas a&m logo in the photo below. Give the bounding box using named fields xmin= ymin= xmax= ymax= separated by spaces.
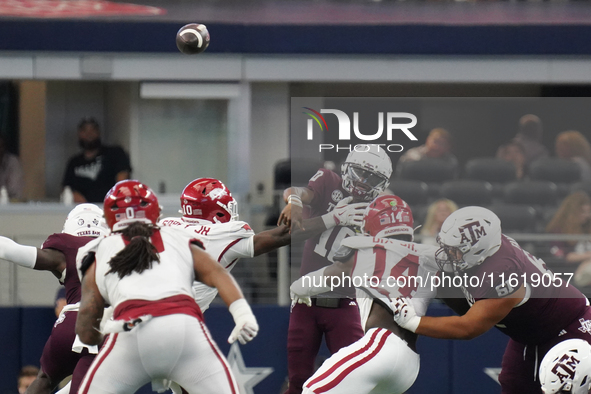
xmin=459 ymin=221 xmax=487 ymax=246
xmin=551 ymin=354 xmax=580 ymax=384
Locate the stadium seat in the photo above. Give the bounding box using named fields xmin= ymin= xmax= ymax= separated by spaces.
xmin=529 ymin=158 xmax=582 ymax=198
xmin=488 ymin=203 xmax=537 ymax=233
xmin=389 ymin=180 xmax=429 ymax=207
xmin=397 ymin=159 xmax=458 ymax=183
xmin=439 ymin=180 xmax=493 ymax=207
xmin=503 ymin=181 xmax=559 ymax=207
xmin=529 ymin=158 xmax=582 ymax=184
xmin=397 ymin=159 xmax=458 ymax=198
xmin=465 ymin=158 xmax=517 ymax=183
xmin=465 ymin=158 xmax=517 ymax=199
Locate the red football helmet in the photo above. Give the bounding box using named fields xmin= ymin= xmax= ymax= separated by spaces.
xmin=103 ymin=180 xmax=160 ymax=231
xmin=362 ymin=195 xmax=414 ymax=239
xmin=180 ymin=178 xmax=238 ymax=223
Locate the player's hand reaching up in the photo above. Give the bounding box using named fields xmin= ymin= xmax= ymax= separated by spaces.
xmin=322 ymin=197 xmax=368 ymax=229
xmin=228 ymin=299 xmax=259 ymax=345
xmin=392 ymin=297 xmax=421 ymax=333
xmin=278 ymin=196 xmax=304 ymax=233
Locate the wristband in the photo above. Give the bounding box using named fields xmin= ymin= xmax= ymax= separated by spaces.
xmin=287 ymin=195 xmax=303 ymax=208
xmin=229 ymin=298 xmax=254 ymax=321
xmin=321 ymin=212 xmax=337 ymax=229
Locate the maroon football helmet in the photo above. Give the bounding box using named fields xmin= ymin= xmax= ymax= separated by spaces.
xmin=362 ymin=195 xmax=414 ymax=239
xmin=180 ymin=178 xmax=238 ymax=223
xmin=103 ymin=180 xmax=160 ymax=231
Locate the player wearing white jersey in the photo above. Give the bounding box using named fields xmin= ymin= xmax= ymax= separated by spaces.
xmin=75 ymin=180 xmax=258 ymax=394
xmin=290 ymin=195 xmax=438 ymax=394
xmin=160 ymin=177 xmax=291 ymax=311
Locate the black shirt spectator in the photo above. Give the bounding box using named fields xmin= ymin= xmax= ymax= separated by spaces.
xmin=62 ymin=118 xmax=131 ymax=203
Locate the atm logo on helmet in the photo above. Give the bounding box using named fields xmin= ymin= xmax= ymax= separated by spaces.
xmin=302 ymin=108 xmax=417 ymax=141
xmin=459 ymin=221 xmax=487 ymax=246
xmin=552 ymin=354 xmax=579 ymax=383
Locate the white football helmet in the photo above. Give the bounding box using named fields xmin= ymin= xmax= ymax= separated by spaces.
xmin=62 ymin=203 xmax=108 ymax=238
xmin=341 ymin=147 xmax=392 ymax=201
xmin=540 ymin=339 xmax=591 ymax=394
xmin=435 ymin=206 xmax=502 ymax=272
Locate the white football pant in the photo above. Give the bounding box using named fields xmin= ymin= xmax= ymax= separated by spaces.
xmin=303 ymin=327 xmax=420 ymax=394
xmin=78 ymin=314 xmax=239 ymax=394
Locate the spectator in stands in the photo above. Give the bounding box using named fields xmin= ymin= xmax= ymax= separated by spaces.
xmin=397 ymin=128 xmax=458 ymax=167
xmin=62 ymin=117 xmax=131 ymax=203
xmin=18 ymin=365 xmax=39 ymax=394
xmin=496 ymin=141 xmax=527 ymax=180
xmin=420 ymin=198 xmax=458 ymax=245
xmin=546 ymin=191 xmax=591 ymax=287
xmin=555 ymin=130 xmax=591 ymax=183
xmin=0 ymin=135 xmax=24 ymax=200
xmin=509 ymin=114 xmax=549 ymax=166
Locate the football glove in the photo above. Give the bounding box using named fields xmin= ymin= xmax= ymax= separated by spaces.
xmin=391 ymin=297 xmax=421 ymax=333
xmin=321 ymin=196 xmax=368 ymax=229
xmin=228 ymin=299 xmax=259 ymax=345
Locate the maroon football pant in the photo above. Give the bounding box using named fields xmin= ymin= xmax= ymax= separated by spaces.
xmin=284 ymin=300 xmax=364 ymax=394
xmin=499 ymin=306 xmax=591 ymax=394
xmin=39 ymin=311 xmax=96 ymax=392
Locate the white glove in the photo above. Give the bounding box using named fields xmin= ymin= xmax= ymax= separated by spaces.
xmin=321 ymin=197 xmax=368 ymax=229
xmin=391 ymin=297 xmax=421 ymax=333
xmin=228 ymin=299 xmax=259 ymax=345
xmin=289 ymin=267 xmax=330 ymax=307
xmin=290 ymin=290 xmax=311 ymax=307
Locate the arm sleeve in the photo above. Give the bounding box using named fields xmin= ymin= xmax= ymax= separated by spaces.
xmin=0 ymin=236 xmax=37 ymax=268
xmin=221 ymin=235 xmax=255 ymax=263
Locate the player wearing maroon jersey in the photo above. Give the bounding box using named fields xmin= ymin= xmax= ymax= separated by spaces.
xmin=392 ymin=206 xmax=591 ymax=394
xmin=290 ymin=195 xmax=437 ymax=394
xmin=278 ymin=148 xmax=393 ymax=394
xmin=0 ymin=204 xmax=108 ymax=394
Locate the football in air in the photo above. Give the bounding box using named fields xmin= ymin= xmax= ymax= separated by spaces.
xmin=176 ymin=23 xmax=210 ymax=54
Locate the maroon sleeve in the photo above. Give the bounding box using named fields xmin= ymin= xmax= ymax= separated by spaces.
xmin=307 ymin=168 xmax=334 ymax=207
xmin=41 ymin=233 xmax=68 ymax=251
xmin=472 ymin=257 xmax=524 ymax=300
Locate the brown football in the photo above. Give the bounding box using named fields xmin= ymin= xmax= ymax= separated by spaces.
xmin=176 ymin=23 xmax=210 ymax=55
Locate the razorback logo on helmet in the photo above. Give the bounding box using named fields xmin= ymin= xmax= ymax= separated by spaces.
xmin=552 ymin=354 xmax=580 ymax=383
xmin=459 ymin=221 xmax=487 ymax=246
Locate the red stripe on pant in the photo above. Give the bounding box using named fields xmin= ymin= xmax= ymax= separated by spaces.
xmin=306 ymin=328 xmax=383 ymax=388
xmin=199 ymin=320 xmax=238 ymax=394
xmin=80 ymin=333 xmax=118 ymax=394
xmin=308 ymin=329 xmax=390 ymax=393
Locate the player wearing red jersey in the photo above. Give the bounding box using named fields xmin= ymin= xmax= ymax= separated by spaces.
xmin=392 ymin=206 xmax=591 ymax=394
xmin=160 ymin=177 xmax=291 ymax=312
xmin=76 ymin=180 xmax=257 ymax=393
xmin=279 ymin=148 xmax=393 ymax=394
xmin=290 ymin=195 xmax=438 ymax=394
